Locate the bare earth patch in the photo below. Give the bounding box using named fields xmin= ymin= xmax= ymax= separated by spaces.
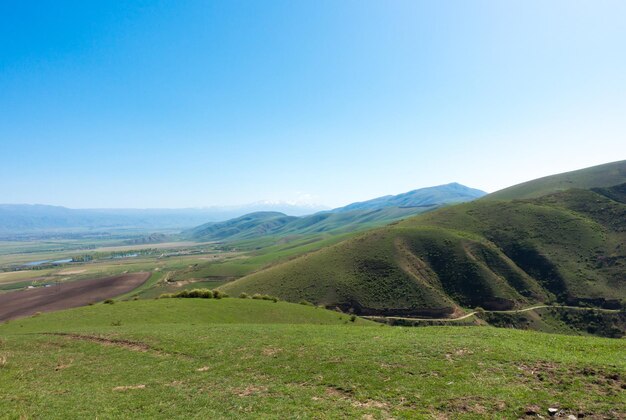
xmin=262 ymin=347 xmax=282 ymax=357
xmin=0 ymin=272 xmax=150 ymax=321
xmin=232 ymin=385 xmax=268 ymax=397
xmin=47 ymin=333 xmax=151 ymax=352
xmin=113 ymin=385 xmax=146 ymax=391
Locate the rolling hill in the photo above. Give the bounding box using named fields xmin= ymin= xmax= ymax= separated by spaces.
xmin=188 ymin=183 xmax=486 ymax=242
xmin=221 ymin=161 xmax=626 ymax=319
xmin=486 ymin=160 xmax=626 ymax=200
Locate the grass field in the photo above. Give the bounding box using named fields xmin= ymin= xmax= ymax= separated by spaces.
xmin=0 ymin=299 xmax=624 ymax=418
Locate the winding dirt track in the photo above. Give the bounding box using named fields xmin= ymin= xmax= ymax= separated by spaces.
xmin=0 ymin=272 xmax=150 ymax=322
xmin=363 ymin=305 xmax=622 ymax=323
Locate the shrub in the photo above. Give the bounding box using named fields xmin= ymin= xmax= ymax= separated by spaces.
xmin=159 ymin=293 xmax=174 ymax=299
xmin=212 ymin=290 xmax=228 ymax=299
xmin=250 ymin=293 xmax=278 ymax=301
xmin=103 ymin=299 xmax=115 ymax=305
xmin=187 ymin=289 xmax=213 ymax=298
xmin=350 ymin=315 xmax=357 ymax=322
xmin=299 ymin=300 xmax=313 ymax=306
xmin=239 ymin=292 xmax=249 ymax=299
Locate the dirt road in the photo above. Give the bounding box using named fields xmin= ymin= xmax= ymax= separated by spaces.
xmin=363 ymin=305 xmax=622 ymax=323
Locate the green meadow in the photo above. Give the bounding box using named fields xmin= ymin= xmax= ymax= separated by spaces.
xmin=1 ymin=298 xmax=625 ymax=419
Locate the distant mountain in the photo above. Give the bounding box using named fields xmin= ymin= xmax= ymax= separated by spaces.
xmin=332 ymin=183 xmax=486 ymax=212
xmin=188 ymin=183 xmax=486 ymax=242
xmin=221 ymin=161 xmax=626 ymax=319
xmin=188 ymin=212 xmax=299 ymax=241
xmin=486 ymin=160 xmax=626 ymax=200
xmin=0 ymin=202 xmax=328 ymax=237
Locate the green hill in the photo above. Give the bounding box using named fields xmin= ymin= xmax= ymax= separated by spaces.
xmin=221 ymin=166 xmax=626 ymax=322
xmin=188 ymin=183 xmax=485 ymax=242
xmin=486 ymin=160 xmax=626 ymax=200
xmin=332 ymin=182 xmax=485 ymax=212
xmin=1 ymin=298 xmax=624 ymax=418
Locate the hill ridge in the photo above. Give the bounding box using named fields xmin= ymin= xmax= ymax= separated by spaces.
xmin=221 ymin=161 xmax=626 ymax=319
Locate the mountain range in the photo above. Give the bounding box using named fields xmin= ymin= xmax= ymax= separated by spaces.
xmin=187 ymin=183 xmax=486 ymax=242
xmin=0 ymin=202 xmax=329 ymax=238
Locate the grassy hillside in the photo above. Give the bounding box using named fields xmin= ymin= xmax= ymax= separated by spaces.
xmin=486 ymin=160 xmax=626 ymax=200
xmin=222 ymin=184 xmax=626 ymax=322
xmin=1 ymin=299 xmax=624 ymax=418
xmin=333 ymin=182 xmax=485 ymax=212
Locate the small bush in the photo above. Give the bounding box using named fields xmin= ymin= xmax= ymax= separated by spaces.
xmin=251 ymin=293 xmax=278 ymax=301
xmin=103 ymin=299 xmax=115 ymax=305
xmin=187 ymin=289 xmax=213 ymax=298
xmin=350 ymin=315 xmax=357 ymax=322
xmin=239 ymin=292 xmax=249 ymax=299
xmin=213 ymin=290 xmax=228 ymax=299
xmin=159 ymin=293 xmax=174 ymax=299
xmin=299 ymin=300 xmax=313 ymax=306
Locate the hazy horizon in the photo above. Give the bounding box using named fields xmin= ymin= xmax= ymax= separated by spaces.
xmin=2 ymin=1 xmax=625 ymax=208
xmin=0 ymin=181 xmax=485 ymax=210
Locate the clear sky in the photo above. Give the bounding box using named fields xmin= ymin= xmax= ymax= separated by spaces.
xmin=1 ymin=1 xmax=625 ymax=208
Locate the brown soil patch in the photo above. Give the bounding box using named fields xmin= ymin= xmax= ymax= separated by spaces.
xmin=55 ymin=359 xmax=73 ymax=371
xmin=232 ymin=385 xmax=268 ymax=397
xmin=325 ymin=387 xmax=390 ymax=410
xmin=442 ymin=397 xmax=505 ymax=416
xmin=46 ymin=333 xmax=151 ymax=352
xmin=0 ymin=272 xmax=150 ymax=321
xmin=113 ymin=384 xmax=146 ymax=391
xmin=262 ymin=347 xmax=282 ymax=357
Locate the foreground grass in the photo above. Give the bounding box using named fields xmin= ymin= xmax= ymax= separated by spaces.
xmin=1 ymin=299 xmax=625 ymax=419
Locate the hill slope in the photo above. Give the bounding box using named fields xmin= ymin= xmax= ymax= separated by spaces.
xmin=486 ymin=160 xmax=626 ymax=200
xmin=332 ymin=182 xmax=485 ymax=212
xmin=222 ymin=173 xmax=626 ymax=319
xmin=1 ymin=299 xmax=624 ymax=418
xmin=189 ymin=183 xmax=485 ymax=242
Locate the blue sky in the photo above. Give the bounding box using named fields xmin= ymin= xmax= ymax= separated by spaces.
xmin=1 ymin=1 xmax=625 ymax=208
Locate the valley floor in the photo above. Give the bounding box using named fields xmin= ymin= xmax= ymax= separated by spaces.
xmin=1 ymin=299 xmax=624 ymax=419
